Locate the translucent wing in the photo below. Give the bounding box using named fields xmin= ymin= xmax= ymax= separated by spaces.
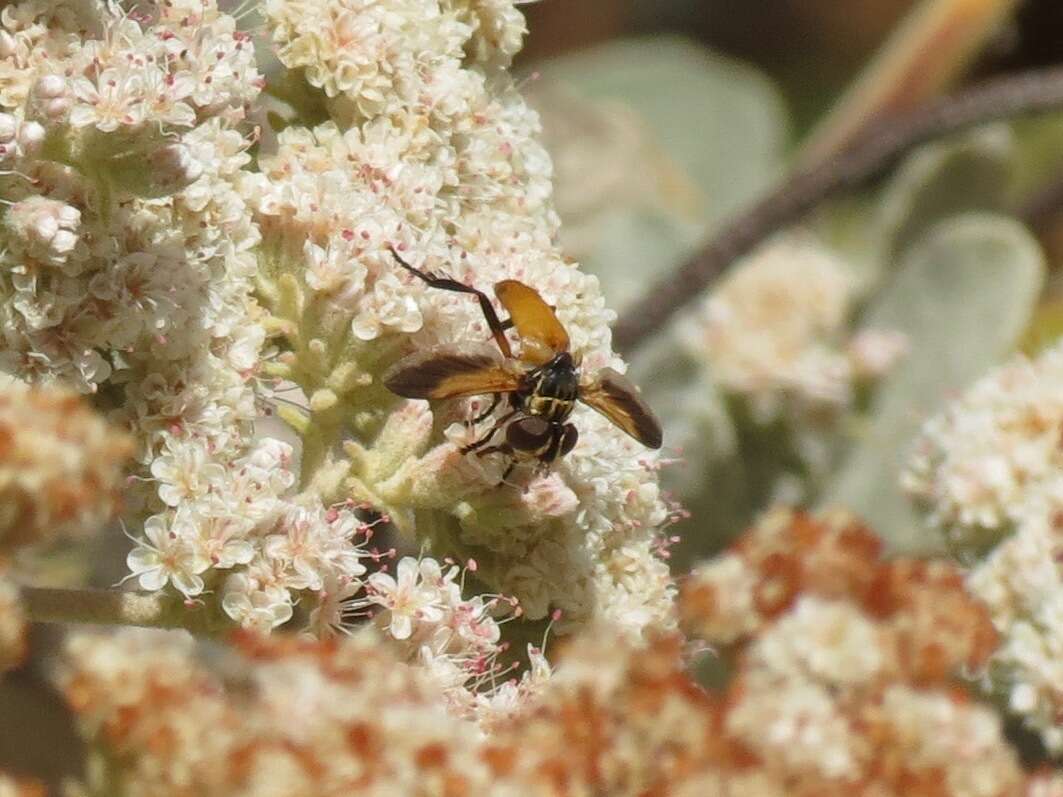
xmin=384 ymin=345 xmax=521 ymax=400
xmin=579 ymin=367 xmax=662 ymax=449
xmin=495 ymin=280 xmax=570 ymax=365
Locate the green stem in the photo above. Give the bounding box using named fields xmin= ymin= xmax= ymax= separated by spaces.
xmin=20 ymin=586 xmax=230 ymax=635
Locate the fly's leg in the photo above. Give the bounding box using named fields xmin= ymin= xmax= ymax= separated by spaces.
xmin=468 ymin=392 xmax=501 ymax=426
xmin=500 ymin=461 xmax=517 ymax=485
xmin=472 ymin=443 xmax=519 ymax=487
xmin=389 ymin=246 xmax=514 ymax=358
xmin=460 ymin=409 xmax=517 ymax=454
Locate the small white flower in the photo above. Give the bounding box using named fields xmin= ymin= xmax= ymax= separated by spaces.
xmin=149 ymin=439 xmax=226 ymax=507
xmin=126 ymin=514 xmax=210 ymax=596
xmin=69 ymin=67 xmax=146 ymax=132
xmin=367 ymin=556 xmax=445 ymax=640
xmin=221 ymin=572 xmax=294 ymax=631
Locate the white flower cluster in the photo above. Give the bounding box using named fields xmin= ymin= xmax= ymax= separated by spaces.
xmin=247 ymin=0 xmax=677 ymax=637
xmin=358 ymin=554 xmax=550 ymax=719
xmin=0 ymin=0 xmax=676 ymax=710
xmin=0 ymin=383 xmax=130 ymax=549
xmin=903 ymin=341 xmax=1063 ymax=753
xmin=0 ymin=1 xmax=378 ymax=635
xmin=128 ymin=437 xmax=362 ymax=630
xmin=680 ymin=233 xmax=907 ymax=420
xmin=904 ymin=342 xmax=1063 ymax=548
xmin=967 ymin=497 xmax=1063 ymax=753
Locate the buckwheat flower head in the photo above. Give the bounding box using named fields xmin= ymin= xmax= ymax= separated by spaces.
xmin=966 ymin=497 xmax=1063 ymax=753
xmin=900 ymin=341 xmax=1063 ymax=751
xmin=446 ymin=0 xmax=527 ymax=67
xmin=57 ymin=607 xmax=1049 ymax=797
xmin=0 ymin=384 xmax=131 ymax=552
xmin=674 ymin=509 xmax=1027 ymax=796
xmin=680 ymin=233 xmax=904 ymax=420
xmin=60 ymin=628 xmax=493 ymax=796
xmin=247 ymin=0 xmax=677 ymax=641
xmin=681 ymin=508 xmax=998 ymax=678
xmin=903 ymin=342 xmax=1063 ymax=550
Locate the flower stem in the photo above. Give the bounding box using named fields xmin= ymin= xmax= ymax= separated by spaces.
xmin=20 ymin=586 xmax=228 ymax=635
xmin=611 ymin=65 xmax=1063 ymax=355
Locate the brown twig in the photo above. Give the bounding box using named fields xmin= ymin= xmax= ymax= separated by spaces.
xmin=612 ymin=65 xmax=1063 ymax=356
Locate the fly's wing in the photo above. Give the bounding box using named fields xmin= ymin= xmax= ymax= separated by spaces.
xmin=384 ymin=345 xmax=520 ymax=400
xmin=579 ymin=367 xmax=663 ymax=449
xmin=494 ymin=280 xmax=570 ymax=365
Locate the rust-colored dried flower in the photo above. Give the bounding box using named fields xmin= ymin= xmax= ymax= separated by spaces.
xmin=680 ymin=507 xmax=999 ymax=679
xmin=59 ymin=608 xmax=1051 ymax=797
xmin=674 ymin=508 xmax=1020 ymax=796
xmin=0 ymin=384 xmax=132 ymax=552
xmin=61 ymin=628 xmax=491 ymax=796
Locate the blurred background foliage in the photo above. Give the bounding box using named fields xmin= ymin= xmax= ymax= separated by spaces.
xmin=516 ymin=0 xmax=1063 ymax=568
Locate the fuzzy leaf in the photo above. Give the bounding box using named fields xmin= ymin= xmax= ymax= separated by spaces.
xmin=529 ymin=36 xmax=788 ymax=311
xmin=825 ymin=213 xmax=1044 ymax=552
xmin=818 ymin=125 xmax=1015 ymax=295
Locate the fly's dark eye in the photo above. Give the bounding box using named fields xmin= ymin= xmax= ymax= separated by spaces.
xmin=559 ymin=423 xmax=578 ymax=456
xmin=506 ymin=416 xmax=552 ymax=452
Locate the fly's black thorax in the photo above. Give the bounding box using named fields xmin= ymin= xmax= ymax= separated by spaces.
xmin=517 ymin=352 xmax=579 ymax=423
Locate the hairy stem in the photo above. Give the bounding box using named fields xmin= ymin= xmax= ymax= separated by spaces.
xmin=20 ymin=586 xmax=228 ymax=635
xmin=612 ymin=65 xmax=1063 ymax=355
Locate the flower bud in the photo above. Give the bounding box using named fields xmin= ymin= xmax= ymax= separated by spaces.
xmin=34 ymin=74 xmax=66 ymax=99
xmin=0 ymin=114 xmax=16 ymax=143
xmin=17 ymin=120 xmax=44 ymax=154
xmin=4 ymin=196 xmax=81 ymax=264
xmin=0 ymin=31 xmax=15 ymax=59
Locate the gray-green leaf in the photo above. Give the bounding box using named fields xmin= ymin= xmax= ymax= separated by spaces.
xmin=824 ymin=213 xmax=1044 ymax=552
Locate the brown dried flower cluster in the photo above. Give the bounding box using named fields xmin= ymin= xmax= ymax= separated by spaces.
xmin=0 ymin=566 xmax=26 ymax=674
xmin=62 ymin=624 xmax=737 ymax=797
xmin=0 ymin=384 xmax=132 ymax=553
xmin=679 ymin=507 xmax=1026 ymax=796
xmin=62 ymin=629 xmax=490 ymax=796
xmin=58 ymin=509 xmax=1060 ymax=797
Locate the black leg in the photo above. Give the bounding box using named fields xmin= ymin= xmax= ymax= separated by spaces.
xmin=460 ymin=409 xmax=517 ymax=454
xmin=500 ymin=461 xmax=516 ymax=485
xmin=388 ymin=246 xmax=513 ymax=358
xmin=469 ymin=392 xmax=501 ymax=425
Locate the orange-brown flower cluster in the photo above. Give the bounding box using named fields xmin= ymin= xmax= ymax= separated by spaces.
xmin=0 ymin=385 xmax=132 ymax=553
xmin=61 ymin=628 xmax=491 ymax=797
xmin=680 ymin=507 xmax=999 ymax=675
xmin=678 ymin=507 xmax=1023 ymax=796
xmin=58 ymin=510 xmax=1059 ymax=797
